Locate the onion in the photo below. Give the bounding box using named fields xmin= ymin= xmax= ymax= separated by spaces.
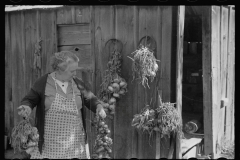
xmin=96 ymin=146 xmax=104 ymax=153
xmin=113 ymin=78 xmax=121 ymax=83
xmin=149 ymin=71 xmax=156 ymax=76
xmin=120 ymin=81 xmax=127 ymax=88
xmin=104 ymin=136 xmax=108 ymax=141
xmin=104 ymin=103 xmax=109 ymax=108
xmin=108 ymin=86 xmax=114 ymax=92
xmin=98 ymin=154 xmax=103 ymax=159
xmin=119 ymin=89 xmax=125 ymax=95
xmin=109 ymin=104 xmax=115 ymax=111
xmin=109 ymin=97 xmax=116 ymax=104
xmin=99 ymin=121 xmax=105 ymax=126
xmin=110 ymin=111 xmax=115 ymax=115
xmin=106 ymin=129 xmax=110 ymax=134
xmin=119 ymin=81 xmax=126 ymax=87
xmin=108 ymin=149 xmax=112 ymax=153
xmin=111 ymin=83 xmax=120 ymax=91
xmin=103 ymin=142 xmax=108 ymax=146
xmin=98 ymin=141 xmax=103 ymax=145
xmin=153 ymin=63 xmax=158 ymax=71
xmin=113 ymin=93 xmax=120 ymax=98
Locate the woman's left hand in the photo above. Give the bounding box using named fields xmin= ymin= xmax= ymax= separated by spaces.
xmin=96 ymin=104 xmax=106 ymax=119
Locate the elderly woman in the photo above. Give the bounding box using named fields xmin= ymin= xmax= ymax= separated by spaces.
xmin=17 ymin=51 xmax=106 ymax=159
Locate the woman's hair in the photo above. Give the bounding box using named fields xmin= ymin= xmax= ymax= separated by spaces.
xmin=50 ymin=51 xmax=79 ymax=71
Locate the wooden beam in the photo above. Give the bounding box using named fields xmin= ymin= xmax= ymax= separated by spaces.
xmin=202 ymin=6 xmax=213 ymax=157
xmin=175 ymin=5 xmax=185 ymax=159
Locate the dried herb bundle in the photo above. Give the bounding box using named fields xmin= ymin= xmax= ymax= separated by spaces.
xmin=128 ymin=45 xmax=159 ymax=88
xmin=132 ymin=102 xmax=183 ymax=140
xmin=11 ymin=118 xmax=39 ymax=153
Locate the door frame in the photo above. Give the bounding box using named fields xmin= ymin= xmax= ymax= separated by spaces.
xmin=175 ymin=5 xmax=185 ymax=159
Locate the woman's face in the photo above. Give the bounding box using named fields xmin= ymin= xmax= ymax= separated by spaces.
xmin=61 ymin=61 xmax=78 ymax=81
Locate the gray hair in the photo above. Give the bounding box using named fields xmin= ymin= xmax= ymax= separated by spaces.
xmin=50 ymin=51 xmax=79 ymax=71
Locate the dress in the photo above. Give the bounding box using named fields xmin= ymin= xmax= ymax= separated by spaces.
xmin=30 ymin=74 xmax=87 ymax=159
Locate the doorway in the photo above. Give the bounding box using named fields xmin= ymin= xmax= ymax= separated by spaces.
xmin=181 ymin=6 xmax=204 ymax=158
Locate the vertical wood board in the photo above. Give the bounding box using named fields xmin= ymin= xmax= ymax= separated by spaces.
xmin=5 ymin=13 xmax=12 ymax=136
xmin=202 ymin=6 xmax=213 ymax=156
xmin=93 ymin=6 xmax=115 ymax=157
xmin=159 ymin=6 xmax=173 ymax=158
xmin=40 ymin=10 xmax=56 ymax=74
xmin=226 ymin=8 xmax=235 ymax=142
xmin=75 ymin=6 xmax=91 ymax=23
xmin=175 ymin=5 xmax=185 ymax=159
xmin=219 ymin=7 xmax=229 ymax=143
xmin=9 ymin=12 xmax=25 ymax=129
xmin=114 ymin=6 xmax=135 ymax=159
xmin=57 ymin=24 xmax=91 ymax=45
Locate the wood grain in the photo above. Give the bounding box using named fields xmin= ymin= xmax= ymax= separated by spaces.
xmin=159 ymin=6 xmax=173 ymax=158
xmin=220 ymin=7 xmax=229 ymax=144
xmin=93 ymin=6 xmax=115 ymax=158
xmin=211 ymin=6 xmax=221 ymax=158
xmin=175 ymin=5 xmax=185 ymax=159
xmin=202 ymin=6 xmax=213 ymax=156
xmin=5 ymin=13 xmax=11 ymax=136
xmin=226 ymin=7 xmax=235 ymax=142
xmin=57 ymin=24 xmax=91 ymax=45
xmin=114 ymin=6 xmax=135 ymax=159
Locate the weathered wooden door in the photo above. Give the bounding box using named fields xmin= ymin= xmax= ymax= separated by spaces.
xmin=202 ymin=6 xmax=235 ymax=158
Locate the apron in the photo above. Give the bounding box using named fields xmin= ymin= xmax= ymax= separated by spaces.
xmin=30 ymin=76 xmax=87 ymax=159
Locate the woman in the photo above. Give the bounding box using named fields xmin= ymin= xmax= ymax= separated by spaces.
xmin=17 ymin=51 xmax=106 ymax=159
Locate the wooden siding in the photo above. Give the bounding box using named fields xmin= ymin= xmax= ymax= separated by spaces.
xmin=5 ymin=6 xmax=174 ymax=158
xmin=5 ymin=5 xmax=235 ymax=159
xmin=202 ymin=6 xmax=235 ymax=158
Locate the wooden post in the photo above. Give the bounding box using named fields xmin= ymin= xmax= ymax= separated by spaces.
xmin=175 ymin=5 xmax=185 ymax=159
xmin=202 ymin=6 xmax=213 ymax=157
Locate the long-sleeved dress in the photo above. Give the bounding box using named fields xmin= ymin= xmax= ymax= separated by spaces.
xmin=21 ymin=72 xmax=101 ymax=159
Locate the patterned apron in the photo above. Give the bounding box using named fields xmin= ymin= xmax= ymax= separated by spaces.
xmin=30 ymin=77 xmax=87 ymax=159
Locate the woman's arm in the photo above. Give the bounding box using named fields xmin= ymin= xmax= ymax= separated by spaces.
xmin=20 ymin=77 xmax=43 ymax=110
xmin=21 ymin=88 xmax=40 ymax=110
xmin=73 ymin=77 xmax=101 ymax=113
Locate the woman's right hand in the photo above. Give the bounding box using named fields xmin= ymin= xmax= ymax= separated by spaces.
xmin=17 ymin=105 xmax=32 ymax=118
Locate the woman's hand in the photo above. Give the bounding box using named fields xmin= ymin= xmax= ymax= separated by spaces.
xmin=25 ymin=147 xmax=35 ymax=154
xmin=96 ymin=104 xmax=106 ymax=119
xmin=17 ymin=105 xmax=32 ymax=118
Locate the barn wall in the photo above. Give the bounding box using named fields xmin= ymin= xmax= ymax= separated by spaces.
xmin=202 ymin=6 xmax=235 ymax=157
xmin=5 ymin=5 xmax=176 ymax=158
